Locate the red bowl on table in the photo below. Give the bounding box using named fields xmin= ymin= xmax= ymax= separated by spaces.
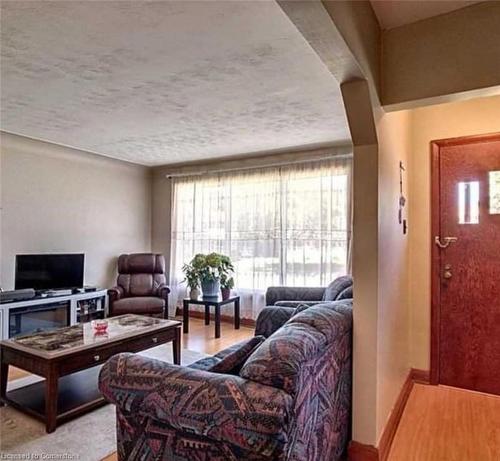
xmin=91 ymin=319 xmax=108 ymax=333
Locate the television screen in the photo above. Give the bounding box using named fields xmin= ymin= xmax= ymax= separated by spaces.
xmin=15 ymin=254 xmax=85 ymax=290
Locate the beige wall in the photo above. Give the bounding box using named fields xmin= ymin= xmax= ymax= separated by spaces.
xmin=341 ymin=80 xmax=380 ymax=445
xmin=382 ymin=2 xmax=500 ymax=109
xmin=321 ymin=0 xmax=380 ymax=93
xmin=0 ymin=142 xmax=2 ymax=288
xmin=342 ymin=79 xmax=412 ymax=446
xmin=351 ymin=143 xmax=379 ymax=444
xmin=0 ymin=133 xmax=152 ymax=290
xmin=408 ymin=95 xmax=500 ymax=370
xmin=375 ymin=108 xmax=411 ymax=439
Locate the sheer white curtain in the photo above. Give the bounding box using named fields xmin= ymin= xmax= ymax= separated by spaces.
xmin=170 ymin=156 xmax=352 ymax=320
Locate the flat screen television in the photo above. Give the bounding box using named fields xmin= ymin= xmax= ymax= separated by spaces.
xmin=15 ymin=254 xmax=85 ymax=291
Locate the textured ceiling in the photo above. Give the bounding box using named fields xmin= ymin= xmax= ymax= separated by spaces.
xmin=0 ymin=1 xmax=350 ymax=166
xmin=371 ymin=0 xmax=482 ymax=30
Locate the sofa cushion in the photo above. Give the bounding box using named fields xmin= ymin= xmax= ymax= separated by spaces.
xmin=255 ymin=305 xmax=296 ymax=338
xmin=336 ymin=285 xmax=353 ymax=300
xmin=189 ymin=336 xmax=266 ymax=374
xmin=322 ymin=276 xmax=353 ymax=301
xmin=240 ymin=302 xmax=352 ymax=394
xmin=294 ymin=303 xmax=311 ymax=315
xmin=211 ymin=335 xmax=265 ymax=374
xmin=188 ymin=356 xmax=221 ymax=371
xmin=111 ymin=296 xmax=164 ymax=315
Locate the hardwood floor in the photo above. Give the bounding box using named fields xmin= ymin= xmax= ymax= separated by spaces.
xmin=6 ymin=366 xmax=30 ymax=382
xmin=180 ymin=316 xmax=253 ymax=355
xmin=389 ymin=384 xmax=500 ymax=461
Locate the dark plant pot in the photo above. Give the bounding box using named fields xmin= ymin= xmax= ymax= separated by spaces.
xmin=221 ymin=288 xmax=231 ymax=300
xmin=201 ymin=279 xmax=220 ymax=297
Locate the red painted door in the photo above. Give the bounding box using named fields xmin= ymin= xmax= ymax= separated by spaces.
xmin=434 ymin=134 xmax=500 ymax=395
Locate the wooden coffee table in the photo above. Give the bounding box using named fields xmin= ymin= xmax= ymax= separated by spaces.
xmin=0 ymin=314 xmax=181 ymax=433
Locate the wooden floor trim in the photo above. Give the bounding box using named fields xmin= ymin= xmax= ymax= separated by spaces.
xmin=348 ymin=368 xmax=430 ymax=461
xmin=410 ymin=368 xmax=430 ymax=385
xmin=378 ymin=369 xmax=429 ymax=460
xmin=348 ymin=441 xmax=379 ymax=461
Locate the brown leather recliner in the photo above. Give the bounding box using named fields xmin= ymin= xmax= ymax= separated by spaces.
xmin=108 ymin=253 xmax=170 ymax=318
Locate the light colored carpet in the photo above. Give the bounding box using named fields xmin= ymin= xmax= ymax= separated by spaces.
xmin=0 ymin=346 xmax=207 ymax=461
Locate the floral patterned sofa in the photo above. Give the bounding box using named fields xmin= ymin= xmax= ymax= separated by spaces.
xmin=256 ymin=275 xmax=353 ymax=338
xmin=99 ymin=299 xmax=352 ymax=461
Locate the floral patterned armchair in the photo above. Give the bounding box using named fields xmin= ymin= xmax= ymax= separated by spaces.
xmin=99 ymin=300 xmax=352 ymax=461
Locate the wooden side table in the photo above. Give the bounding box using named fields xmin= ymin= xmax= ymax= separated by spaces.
xmin=183 ymin=296 xmax=240 ymax=338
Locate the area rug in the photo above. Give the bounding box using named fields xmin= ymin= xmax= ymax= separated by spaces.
xmin=0 ymin=346 xmax=207 ymax=461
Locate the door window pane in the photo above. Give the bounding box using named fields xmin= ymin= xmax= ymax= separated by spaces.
xmin=489 ymin=171 xmax=500 ymax=214
xmin=458 ymin=181 xmax=479 ymax=224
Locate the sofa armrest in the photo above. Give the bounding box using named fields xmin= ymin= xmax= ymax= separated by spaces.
xmin=274 ymin=300 xmax=323 ymax=308
xmin=99 ymin=353 xmax=292 ymax=457
xmin=108 ymin=286 xmax=124 ymax=304
xmin=255 ymin=306 xmax=295 ymax=337
xmin=265 ymin=286 xmax=325 ymax=306
xmin=157 ymin=283 xmax=170 ymax=300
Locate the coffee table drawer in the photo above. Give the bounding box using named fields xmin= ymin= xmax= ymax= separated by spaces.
xmin=58 ymin=329 xmax=177 ymax=375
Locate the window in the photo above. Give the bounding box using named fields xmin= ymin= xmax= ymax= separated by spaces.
xmin=458 ymin=181 xmax=480 ymax=224
xmin=170 ymin=156 xmax=352 ymax=319
xmin=489 ymin=171 xmax=500 ymax=215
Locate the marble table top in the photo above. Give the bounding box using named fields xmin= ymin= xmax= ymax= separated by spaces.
xmin=1 ymin=314 xmax=180 ymax=357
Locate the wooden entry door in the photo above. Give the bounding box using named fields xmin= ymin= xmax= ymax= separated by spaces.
xmin=431 ymin=133 xmax=500 ymax=395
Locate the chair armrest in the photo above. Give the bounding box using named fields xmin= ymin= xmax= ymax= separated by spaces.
xmin=265 ymin=286 xmax=325 ymax=306
xmin=255 ymin=306 xmax=295 ymax=337
xmin=108 ymin=286 xmax=124 ymax=304
xmin=99 ymin=353 xmax=292 ymax=457
xmin=157 ymin=283 xmax=170 ymax=300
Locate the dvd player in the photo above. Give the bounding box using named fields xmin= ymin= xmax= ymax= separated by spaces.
xmin=45 ymin=289 xmax=73 ymax=297
xmin=0 ymin=288 xmax=36 ymax=303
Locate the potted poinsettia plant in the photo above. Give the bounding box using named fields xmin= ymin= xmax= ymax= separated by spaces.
xmin=184 ymin=253 xmax=234 ymax=297
xmin=183 ymin=253 xmax=231 ymax=297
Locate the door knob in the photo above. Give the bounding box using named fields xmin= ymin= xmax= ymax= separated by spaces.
xmin=443 ymin=270 xmax=453 ymax=279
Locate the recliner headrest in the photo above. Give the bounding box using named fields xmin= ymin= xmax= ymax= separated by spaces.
xmin=117 ymin=254 xmax=165 ymax=275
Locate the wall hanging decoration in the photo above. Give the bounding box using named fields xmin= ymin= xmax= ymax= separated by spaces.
xmin=399 ymin=161 xmax=408 ymax=234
